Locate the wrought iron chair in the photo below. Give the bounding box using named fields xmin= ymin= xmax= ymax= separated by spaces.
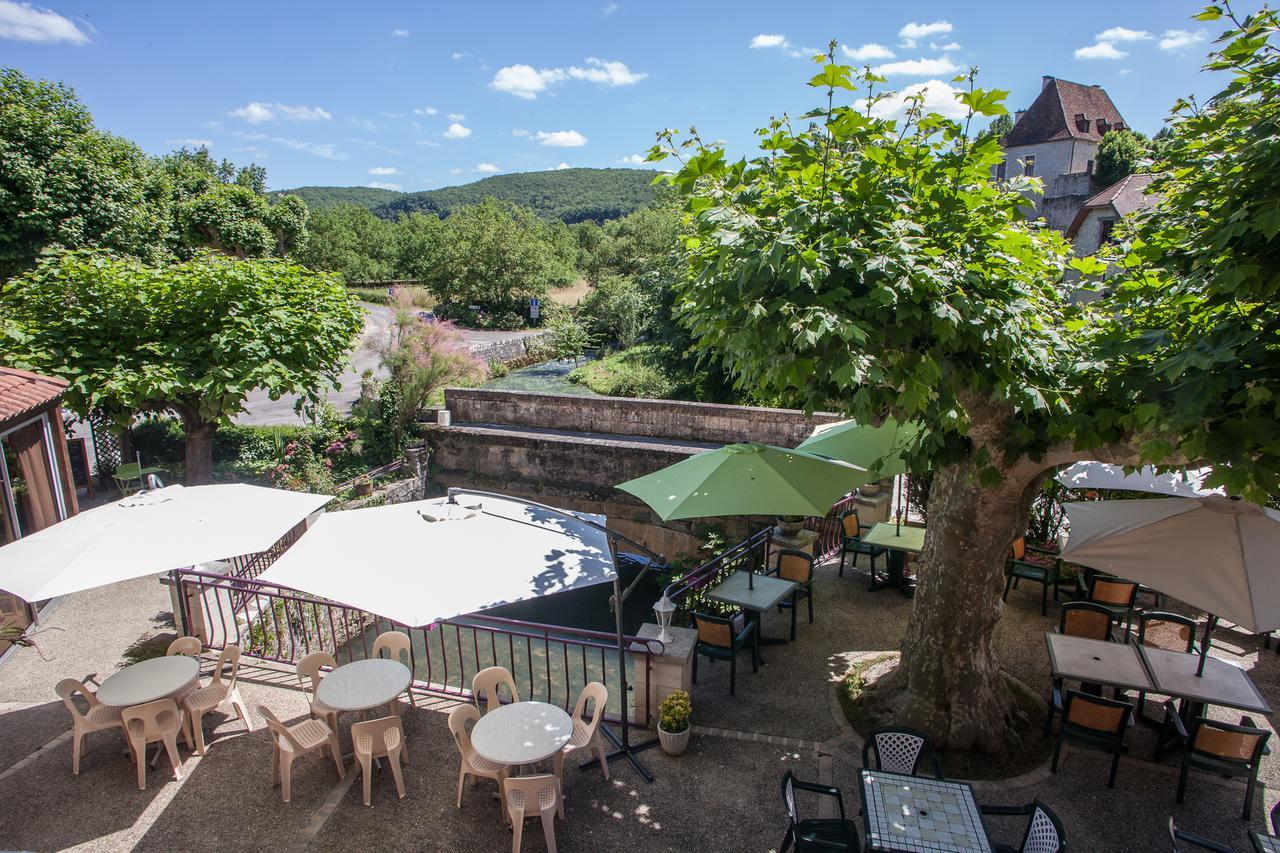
xmin=837 ymin=509 xmax=884 ymax=579
xmin=768 ymin=548 xmax=815 ymax=640
xmin=691 ymin=611 xmax=758 ymax=696
xmin=1002 ymin=537 xmax=1061 ymax=615
xmin=861 ymin=727 xmax=943 ymax=778
xmin=779 ymin=770 xmax=861 ymax=852
xmin=1167 ymin=817 xmax=1232 ymax=852
xmin=979 ymin=802 xmax=1066 ymax=853
xmin=1155 ymin=701 xmax=1271 ymax=820
xmin=1050 ymin=688 xmax=1132 ymax=788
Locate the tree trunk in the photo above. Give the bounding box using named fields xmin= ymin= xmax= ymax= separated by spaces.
xmin=181 ymin=413 xmax=217 ymax=485
xmin=868 ymin=458 xmax=1044 ymax=752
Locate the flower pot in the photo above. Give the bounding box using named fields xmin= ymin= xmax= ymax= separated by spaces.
xmin=859 ymin=481 xmax=882 ymax=496
xmin=776 ymin=517 xmax=806 ymax=537
xmin=353 ymin=480 xmax=374 ymax=496
xmin=658 ymin=723 xmax=690 ymax=755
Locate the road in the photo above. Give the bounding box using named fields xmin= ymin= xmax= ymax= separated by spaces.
xmin=236 ymin=303 xmax=538 ymax=425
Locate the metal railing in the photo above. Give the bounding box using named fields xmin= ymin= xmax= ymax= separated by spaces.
xmin=663 ymin=526 xmax=774 ymax=607
xmin=806 ymin=492 xmax=861 ymax=561
xmin=172 ymin=568 xmax=661 ymax=727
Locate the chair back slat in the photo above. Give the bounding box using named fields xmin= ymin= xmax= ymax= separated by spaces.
xmin=695 ymin=616 xmax=732 ymax=648
xmin=1063 ymin=608 xmax=1112 ymax=641
xmin=1194 ymin=725 xmax=1265 ymax=762
xmin=1090 ymin=578 xmax=1137 ymax=606
xmin=1066 ymin=695 xmax=1127 ymax=733
xmin=1011 ymin=537 xmax=1027 ymax=560
xmin=841 ymin=511 xmax=861 ymax=538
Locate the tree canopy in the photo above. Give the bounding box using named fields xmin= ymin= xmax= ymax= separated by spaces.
xmin=0 ymin=250 xmax=363 ymax=483
xmin=297 ymin=204 xmax=399 ymax=283
xmin=1093 ymin=128 xmax=1150 ymax=188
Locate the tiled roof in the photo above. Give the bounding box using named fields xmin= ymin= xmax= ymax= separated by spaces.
xmin=1065 ymin=173 xmax=1160 ymax=238
xmin=0 ymin=367 xmax=68 ymax=427
xmin=1003 ymin=77 xmax=1127 ymax=147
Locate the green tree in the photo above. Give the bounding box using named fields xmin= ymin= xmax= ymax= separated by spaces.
xmin=546 ymin=310 xmax=593 ymax=363
xmin=577 ymin=274 xmax=651 ymax=349
xmin=0 ymin=68 xmax=170 ymax=278
xmin=424 ymin=197 xmax=575 ymax=313
xmin=974 ymin=112 xmax=1014 ymax=146
xmin=657 ymin=40 xmax=1278 ymax=751
xmin=298 ymin=204 xmax=398 ymax=282
xmin=393 ymin=211 xmax=446 ymax=281
xmin=1093 ymin=128 xmax=1149 ymax=187
xmin=0 ymin=250 xmax=363 ymax=483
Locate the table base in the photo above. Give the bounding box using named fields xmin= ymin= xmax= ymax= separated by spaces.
xmin=867 ymin=551 xmax=914 ymax=598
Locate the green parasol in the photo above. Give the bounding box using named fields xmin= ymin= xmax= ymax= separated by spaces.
xmin=795 ymin=419 xmax=921 ymax=478
xmin=616 ymin=442 xmax=867 ymax=522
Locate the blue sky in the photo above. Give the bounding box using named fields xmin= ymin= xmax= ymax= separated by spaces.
xmin=1 ymin=0 xmax=1241 ymax=192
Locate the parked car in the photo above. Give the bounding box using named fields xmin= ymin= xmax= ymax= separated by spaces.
xmin=417 ymin=311 xmax=437 ymax=324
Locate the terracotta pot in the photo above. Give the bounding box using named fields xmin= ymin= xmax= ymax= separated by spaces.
xmin=859 ymin=481 xmax=882 ymax=496
xmin=658 ymin=723 xmax=690 ymax=755
xmin=353 ymin=480 xmax=374 ymax=496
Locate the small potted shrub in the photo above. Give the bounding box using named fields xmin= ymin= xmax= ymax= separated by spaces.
xmin=776 ymin=515 xmax=806 ymax=537
xmin=657 ymin=689 xmax=692 ymax=755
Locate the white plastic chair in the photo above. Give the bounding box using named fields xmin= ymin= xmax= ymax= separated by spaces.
xmin=352 ymin=715 xmax=409 ymax=806
xmin=122 ymin=698 xmax=184 ymax=790
xmin=448 ymin=703 xmax=511 ymax=821
xmin=503 ymin=774 xmax=560 ymax=853
xmin=182 ymin=644 xmax=250 ymax=754
xmin=259 ymin=705 xmax=345 ymax=803
xmin=55 ymin=678 xmax=124 ymax=775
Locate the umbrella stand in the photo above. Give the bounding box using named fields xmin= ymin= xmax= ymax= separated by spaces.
xmin=448 ymin=487 xmax=666 ymax=783
xmin=1197 ymin=615 xmax=1218 ymax=677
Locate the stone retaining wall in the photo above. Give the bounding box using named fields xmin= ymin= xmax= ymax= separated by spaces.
xmin=443 ymin=388 xmax=838 ymax=447
xmin=468 ymin=332 xmax=549 ymax=365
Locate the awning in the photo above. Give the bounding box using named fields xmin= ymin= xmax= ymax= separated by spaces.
xmin=257 ymin=493 xmax=616 ymax=627
xmin=1055 ymin=462 xmax=1222 ymax=497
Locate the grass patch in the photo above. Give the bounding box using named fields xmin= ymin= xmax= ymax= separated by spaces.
xmin=838 ymin=657 xmax=1053 ymax=781
xmin=568 ymin=344 xmax=677 ymax=398
xmin=548 ymin=278 xmax=592 ymax=307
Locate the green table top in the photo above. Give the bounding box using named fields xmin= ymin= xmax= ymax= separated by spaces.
xmin=862 ymin=522 xmax=926 ymax=554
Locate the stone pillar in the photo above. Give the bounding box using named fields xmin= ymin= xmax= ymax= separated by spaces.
xmin=853 ymin=491 xmax=893 ymax=525
xmin=629 ymin=623 xmax=696 ymax=728
xmin=164 ymin=577 xmax=208 ymax=645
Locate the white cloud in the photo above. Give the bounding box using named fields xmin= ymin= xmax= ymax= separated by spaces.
xmin=1159 ymin=28 xmax=1208 ymax=51
xmin=873 ymin=55 xmax=960 ymax=77
xmin=1095 ymin=26 xmax=1151 ymax=42
xmin=512 ymin=129 xmax=530 ymax=137
xmin=449 ymin=167 xmax=463 ymax=174
xmin=617 ymin=153 xmax=647 ymax=165
xmin=534 ymin=129 xmax=588 ymax=147
xmin=842 ymin=42 xmax=895 ymax=61
xmin=566 ymin=57 xmax=646 ymax=86
xmin=413 ymin=106 xmax=438 ymax=116
xmin=349 ymin=117 xmax=377 ymax=131
xmin=474 ymin=163 xmax=500 ymax=173
xmin=491 ymin=64 xmax=567 ymax=99
xmin=447 ymin=112 xmax=466 ymax=121
xmin=368 ymin=166 xmax=399 ymax=175
xmin=270 ymin=137 xmax=347 ymax=160
xmin=856 ymin=79 xmax=967 ymax=120
xmin=750 ymin=33 xmax=788 ymax=49
xmin=602 ymin=2 xmax=618 ymax=14
xmin=442 ymin=122 xmax=472 ymax=139
xmin=553 ymin=163 xmax=571 ymax=170
xmin=391 ymin=28 xmax=409 ymax=37
xmin=414 ymin=139 xmax=440 ymax=147
xmin=898 ymin=20 xmax=951 ymax=48
xmin=229 ymin=102 xmax=331 ymax=124
xmin=0 ymin=0 xmax=89 ymax=44
xmin=452 ymin=51 xmax=469 ymax=60
xmin=166 ymin=138 xmax=213 ymax=148
xmin=491 ymin=57 xmax=644 ymax=99
xmin=1075 ymin=41 xmax=1127 ymax=60
xmin=936 ymin=41 xmax=961 ymax=51
xmin=367 ymin=181 xmax=402 ymax=190
xmin=236 ymin=146 xmax=269 ymax=158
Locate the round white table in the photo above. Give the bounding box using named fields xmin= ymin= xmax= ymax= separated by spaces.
xmin=471 ymin=701 xmax=573 ymax=766
xmin=315 ymin=659 xmax=411 ymax=713
xmin=98 ymin=656 xmax=200 ymax=707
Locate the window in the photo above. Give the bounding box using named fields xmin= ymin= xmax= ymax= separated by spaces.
xmin=996 ymin=160 xmax=1007 ymax=180
xmin=1086 ymin=159 xmax=1094 ymax=174
xmin=0 ymin=413 xmax=67 ymax=539
xmin=1099 ymin=218 xmax=1117 ymax=244
xmin=1023 ymin=155 xmax=1036 ymax=177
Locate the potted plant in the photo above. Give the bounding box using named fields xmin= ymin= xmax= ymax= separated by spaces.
xmin=657 ymin=689 xmax=692 ymax=755
xmin=776 ymin=515 xmax=806 ymax=537
xmin=352 ymin=476 xmax=374 ymax=497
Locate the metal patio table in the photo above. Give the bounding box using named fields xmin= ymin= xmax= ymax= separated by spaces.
xmin=859 ymin=769 xmax=990 ymax=852
xmin=1138 ymin=645 xmax=1271 ymax=716
xmin=1044 ymin=632 xmax=1155 ymax=693
xmin=862 ymin=523 xmax=925 ymax=598
xmin=706 ymin=569 xmax=798 ymax=654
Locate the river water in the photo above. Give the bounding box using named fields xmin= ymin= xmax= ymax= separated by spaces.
xmin=482 ymin=357 xmax=601 ymax=397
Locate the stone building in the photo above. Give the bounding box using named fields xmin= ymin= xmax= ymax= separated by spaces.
xmin=1065 ymin=172 xmax=1159 ymax=257
xmin=998 ymin=76 xmax=1129 ymax=231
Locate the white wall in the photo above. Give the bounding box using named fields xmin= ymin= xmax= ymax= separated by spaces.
xmin=1002 ymin=138 xmax=1099 ymax=214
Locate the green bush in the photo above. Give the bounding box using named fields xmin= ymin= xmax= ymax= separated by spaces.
xmin=568 ymin=345 xmax=676 ymax=398
xmin=658 ymin=689 xmax=692 ymax=733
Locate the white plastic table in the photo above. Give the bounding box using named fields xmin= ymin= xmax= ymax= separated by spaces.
xmin=315 ymin=659 xmax=412 ymax=713
xmin=470 ymin=701 xmax=573 ymax=767
xmin=98 ymin=656 xmax=200 ymax=707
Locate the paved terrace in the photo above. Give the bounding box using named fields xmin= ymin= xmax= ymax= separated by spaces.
xmin=1 ymin=554 xmax=1277 ymax=852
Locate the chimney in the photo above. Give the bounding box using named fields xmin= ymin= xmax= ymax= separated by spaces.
xmin=1042 ymin=75 xmax=1054 ymax=90
xmin=1014 ymin=109 xmax=1027 ymax=125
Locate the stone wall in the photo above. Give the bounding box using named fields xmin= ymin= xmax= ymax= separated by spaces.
xmin=468 ymin=332 xmax=548 ymax=365
xmin=442 ymin=388 xmax=838 ymax=447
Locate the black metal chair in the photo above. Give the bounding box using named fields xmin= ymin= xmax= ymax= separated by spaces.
xmin=1129 ymin=612 xmax=1199 ymax=717
xmin=979 ymin=802 xmax=1066 ymax=853
xmin=1002 ymin=537 xmax=1061 ymax=616
xmin=1155 ymin=700 xmax=1271 ymax=820
xmin=1167 ymin=817 xmax=1232 ymax=852
xmin=691 ymin=611 xmax=758 ymax=696
xmin=861 ymin=727 xmax=943 ymax=778
xmin=768 ymin=548 xmax=815 ymax=641
xmin=837 ymin=509 xmax=884 ymax=579
xmin=1051 ymin=688 xmax=1132 ymax=788
xmin=779 ymin=770 xmax=861 ymax=852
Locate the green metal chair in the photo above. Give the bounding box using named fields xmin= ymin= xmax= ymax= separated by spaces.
xmin=1002 ymin=537 xmax=1061 ymax=615
xmin=691 ymin=611 xmax=758 ymax=696
xmin=1050 ymin=689 xmax=1132 ymax=789
xmin=779 ymin=770 xmax=861 ymax=852
xmin=1156 ymin=701 xmax=1271 ymax=820
xmin=112 ymin=460 xmax=165 ymax=496
xmin=836 ymin=509 xmax=885 ymax=579
xmin=767 ymin=548 xmax=815 ymax=641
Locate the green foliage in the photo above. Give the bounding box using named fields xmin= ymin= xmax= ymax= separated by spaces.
xmin=569 ymin=345 xmax=676 ymax=398
xmin=577 ymin=274 xmax=651 ymax=348
xmin=371 ymin=168 xmax=659 ymax=224
xmin=1097 ymin=2 xmax=1280 ymax=500
xmin=393 ymin=211 xmax=446 ymax=282
xmin=546 ymin=310 xmax=593 ymax=363
xmin=350 ymin=373 xmax=405 ymax=466
xmin=657 ymin=688 xmax=692 ymax=733
xmin=422 ymin=198 xmax=575 ymax=317
xmin=297 ymin=204 xmax=398 ymax=282
xmin=0 ymin=68 xmax=170 ymax=278
xmin=974 ymin=113 xmax=1014 ymax=147
xmin=271 ymin=185 xmax=405 ymax=211
xmin=1093 ymin=128 xmax=1150 ymax=188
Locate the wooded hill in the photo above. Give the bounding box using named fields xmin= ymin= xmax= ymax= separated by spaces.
xmin=274 ymin=167 xmax=660 ymax=224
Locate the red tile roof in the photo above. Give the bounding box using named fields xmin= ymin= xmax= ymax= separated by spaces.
xmin=1004 ymin=77 xmax=1128 ymax=147
xmin=1065 ymin=173 xmax=1160 ymax=238
xmin=0 ymin=367 xmax=68 ymax=427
